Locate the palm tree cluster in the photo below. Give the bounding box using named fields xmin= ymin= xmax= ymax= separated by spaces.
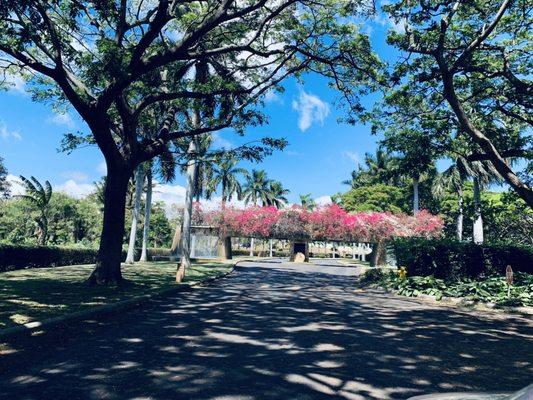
xmin=342 ymin=146 xmax=503 ymax=243
xmin=242 ymin=169 xmax=290 ymax=208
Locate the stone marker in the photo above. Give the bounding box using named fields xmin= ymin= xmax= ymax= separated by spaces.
xmin=293 ymin=252 xmax=306 ymax=263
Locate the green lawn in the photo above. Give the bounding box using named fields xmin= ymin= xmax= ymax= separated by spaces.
xmin=0 ymin=261 xmax=232 ymax=330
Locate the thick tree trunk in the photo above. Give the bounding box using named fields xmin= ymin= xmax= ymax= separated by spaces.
xmin=140 ymin=168 xmax=152 ymax=262
xmin=218 ymin=236 xmax=232 ymax=260
xmin=88 ymin=164 xmax=131 ymax=285
xmin=126 ymin=166 xmax=145 ymax=264
xmin=370 ymin=240 xmax=387 ymax=267
xmin=456 ymin=187 xmax=463 ymax=241
xmin=413 ymin=176 xmax=419 ymax=215
xmin=441 ymin=70 xmax=533 ymax=208
xmin=177 ymin=137 xmax=198 ymax=282
xmin=473 ymin=177 xmax=484 ymax=244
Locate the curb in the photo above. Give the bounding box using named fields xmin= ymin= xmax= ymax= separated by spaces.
xmin=0 ymin=264 xmax=236 ymax=341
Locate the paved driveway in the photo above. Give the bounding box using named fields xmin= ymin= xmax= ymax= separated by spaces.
xmin=1 ymin=260 xmax=532 ymax=400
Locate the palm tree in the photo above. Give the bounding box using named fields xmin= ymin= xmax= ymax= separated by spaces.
xmin=208 ymin=156 xmax=248 ymax=207
xmin=18 ymin=176 xmax=52 ymax=245
xmin=243 ymin=169 xmax=274 ymax=206
xmin=470 ymin=160 xmax=501 ymax=244
xmin=267 ymin=181 xmax=290 ymax=208
xmin=299 ymin=193 xmax=316 ymax=210
xmin=342 ymin=148 xmax=401 ymax=189
xmin=126 ymin=165 xmax=146 ymax=263
xmin=432 ymin=156 xmax=473 ymax=241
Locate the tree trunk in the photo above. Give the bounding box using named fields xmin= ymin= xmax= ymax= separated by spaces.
xmin=218 ymin=236 xmax=232 ymax=260
xmin=456 ymin=186 xmax=463 ymax=241
xmin=88 ymin=164 xmax=131 ymax=285
xmin=140 ymin=168 xmax=152 ymax=262
xmin=249 ymin=237 xmax=254 ymax=256
xmin=473 ymin=177 xmax=484 ymax=244
xmin=177 ymin=137 xmax=198 ymax=282
xmin=441 ymin=69 xmax=533 ymax=208
xmin=370 ymin=240 xmax=387 ymax=267
xmin=170 ymin=224 xmax=181 ymax=256
xmin=413 ymin=176 xmax=420 ymax=215
xmin=126 ymin=166 xmax=145 ymax=264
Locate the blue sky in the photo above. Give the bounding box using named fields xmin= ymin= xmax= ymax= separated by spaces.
xmin=0 ymin=12 xmax=432 ymax=208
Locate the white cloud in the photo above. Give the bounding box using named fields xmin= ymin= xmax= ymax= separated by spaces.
xmin=314 ymin=195 xmax=332 ymax=206
xmin=48 ymin=112 xmax=75 ymax=128
xmin=6 ymin=174 xmax=24 ymax=196
xmin=0 ymin=121 xmax=21 ymax=141
xmin=56 ymin=180 xmax=95 ymax=199
xmin=3 ymin=73 xmax=26 ymax=95
xmin=61 ymin=170 xmax=88 ymax=182
xmin=211 ymin=131 xmax=234 ymax=150
xmin=343 ymin=151 xmax=359 ymax=165
xmin=264 ymin=90 xmax=283 ymax=104
xmin=291 ymin=90 xmax=330 ymax=132
xmin=96 ymin=161 xmax=107 ymax=175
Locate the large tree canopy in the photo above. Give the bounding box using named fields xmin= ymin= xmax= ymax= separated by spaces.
xmin=376 ymin=0 xmax=532 ymax=207
xmin=0 ymin=0 xmax=379 ymax=284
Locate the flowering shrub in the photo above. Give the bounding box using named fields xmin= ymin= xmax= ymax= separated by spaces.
xmin=204 ymin=204 xmax=443 ymax=242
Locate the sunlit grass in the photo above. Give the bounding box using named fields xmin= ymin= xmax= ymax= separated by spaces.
xmin=0 ymin=261 xmax=232 ymax=329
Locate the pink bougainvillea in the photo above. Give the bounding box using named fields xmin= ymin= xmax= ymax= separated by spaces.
xmin=204 ymin=204 xmax=443 ymax=242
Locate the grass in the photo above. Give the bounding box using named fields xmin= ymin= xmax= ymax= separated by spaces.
xmin=0 ymin=261 xmax=232 ymax=330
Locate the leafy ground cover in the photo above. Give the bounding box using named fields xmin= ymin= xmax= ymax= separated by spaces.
xmin=361 ymin=268 xmax=533 ymax=307
xmin=0 ymin=261 xmax=232 ymax=330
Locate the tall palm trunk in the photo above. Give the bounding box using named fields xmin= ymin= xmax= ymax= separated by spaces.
xmin=456 ymin=186 xmax=464 ymax=241
xmin=413 ymin=175 xmax=420 ymax=215
xmin=177 ymin=132 xmax=199 ymax=282
xmin=126 ymin=166 xmax=145 ymax=264
xmin=473 ymin=177 xmax=484 ymax=244
xmin=140 ymin=168 xmax=152 ymax=262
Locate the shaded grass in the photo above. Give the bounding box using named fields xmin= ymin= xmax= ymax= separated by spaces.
xmin=0 ymin=261 xmax=232 ymax=330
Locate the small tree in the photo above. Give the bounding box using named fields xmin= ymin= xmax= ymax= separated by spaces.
xmin=18 ymin=176 xmax=52 ymax=245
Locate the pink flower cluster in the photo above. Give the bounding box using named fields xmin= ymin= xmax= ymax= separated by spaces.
xmin=203 ymin=204 xmax=443 ymax=242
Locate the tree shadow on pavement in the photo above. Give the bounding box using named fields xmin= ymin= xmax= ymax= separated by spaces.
xmin=0 ymin=262 xmax=531 ymax=400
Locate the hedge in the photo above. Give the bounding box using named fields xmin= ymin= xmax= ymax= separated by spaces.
xmin=0 ymin=245 xmax=181 ymax=272
xmin=393 ymin=238 xmax=533 ymax=281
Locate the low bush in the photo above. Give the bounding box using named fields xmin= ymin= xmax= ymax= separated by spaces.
xmin=0 ymin=244 xmax=138 ymax=271
xmin=0 ymin=244 xmax=98 ymax=271
xmin=362 ymin=269 xmax=533 ymax=307
xmin=394 ymin=238 xmax=533 ymax=280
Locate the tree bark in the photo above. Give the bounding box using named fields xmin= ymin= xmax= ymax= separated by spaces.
xmin=177 ymin=137 xmax=198 ymax=282
xmin=456 ymin=186 xmax=463 ymax=241
xmin=440 ymin=70 xmax=533 ymax=208
xmin=473 ymin=177 xmax=484 ymax=244
xmin=88 ymin=164 xmax=131 ymax=285
xmin=126 ymin=166 xmax=145 ymax=264
xmin=413 ymin=176 xmax=419 ymax=215
xmin=140 ymin=168 xmax=152 ymax=262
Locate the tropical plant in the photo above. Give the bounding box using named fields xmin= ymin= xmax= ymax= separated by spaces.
xmin=243 ymin=170 xmax=274 ymax=206
xmin=209 ymin=156 xmax=248 ymax=206
xmin=267 ymin=181 xmax=290 ymax=208
xmin=18 ymin=176 xmax=53 ymax=245
xmin=432 ymin=155 xmax=473 ymax=241
xmin=299 ymin=193 xmax=316 ymax=211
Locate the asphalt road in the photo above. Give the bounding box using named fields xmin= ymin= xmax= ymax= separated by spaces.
xmin=1 ymin=260 xmax=532 ymax=400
